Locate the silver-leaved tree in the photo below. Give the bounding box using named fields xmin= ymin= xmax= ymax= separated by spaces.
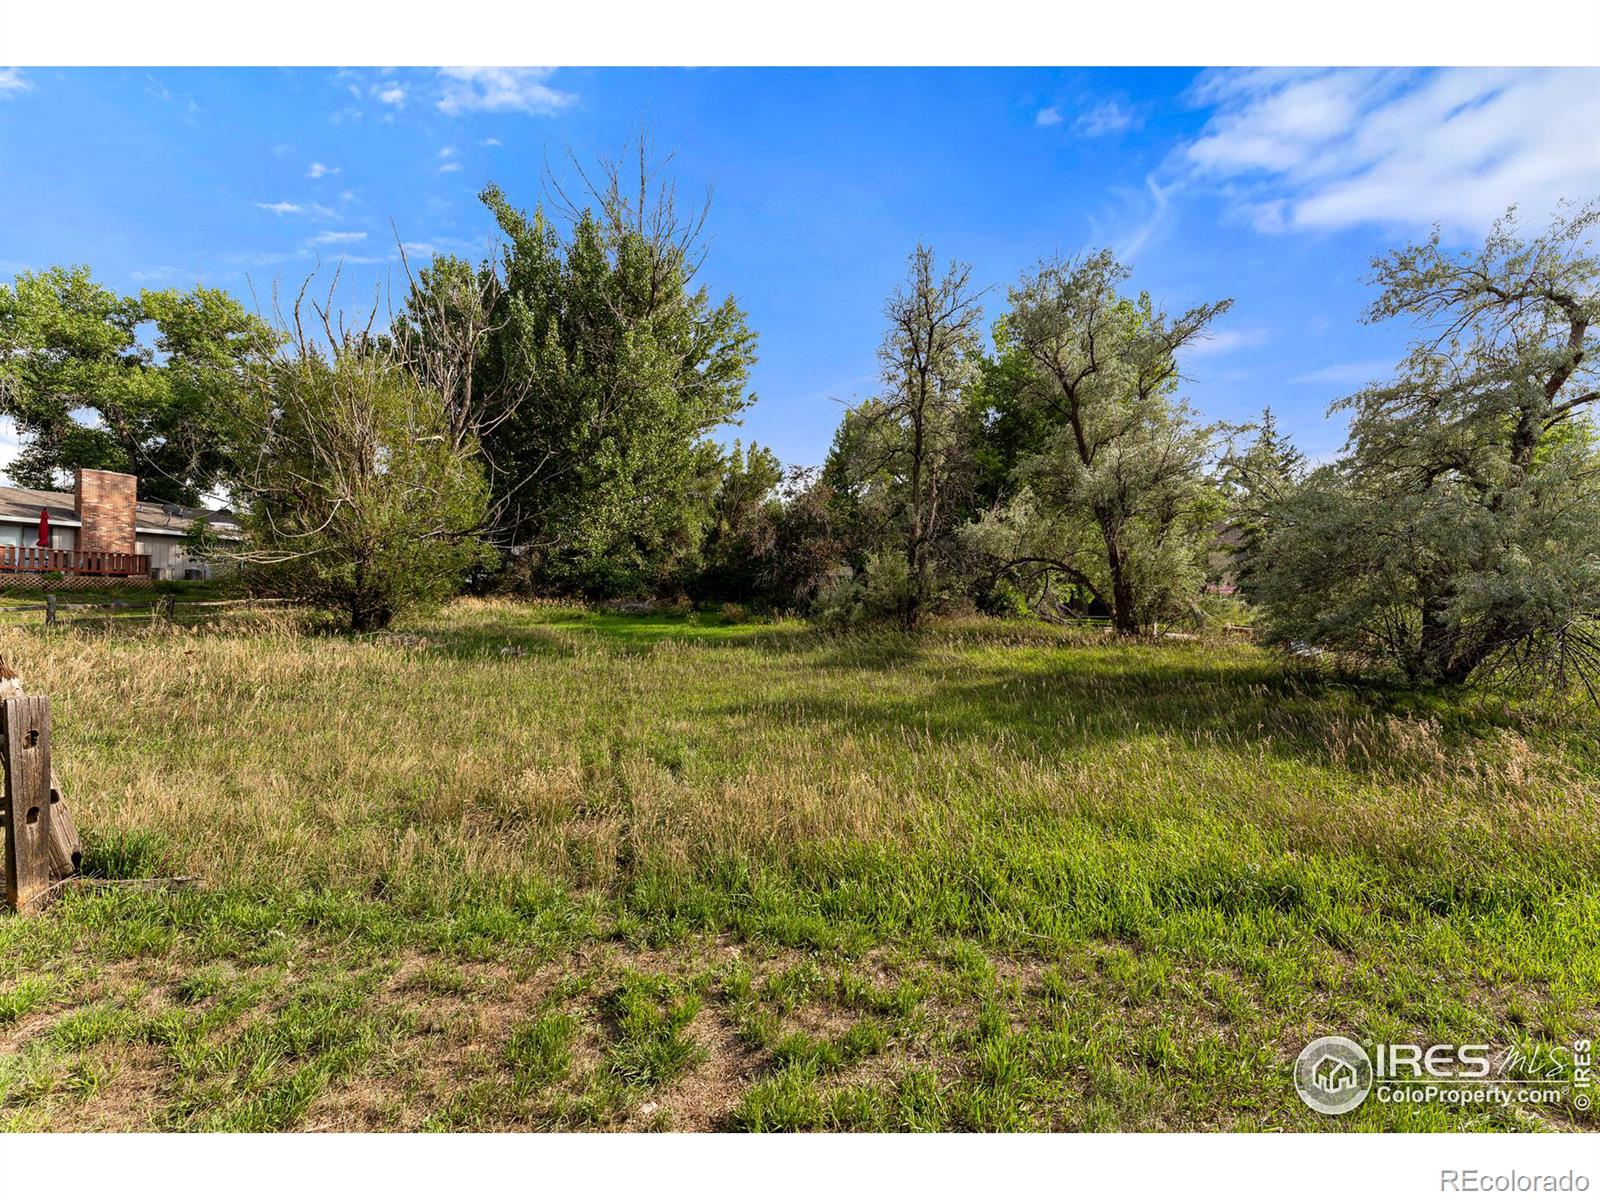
xmin=1250 ymin=203 xmax=1600 ymax=694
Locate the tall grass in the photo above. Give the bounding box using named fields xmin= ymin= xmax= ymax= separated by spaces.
xmin=1 ymin=599 xmax=1594 ymax=1130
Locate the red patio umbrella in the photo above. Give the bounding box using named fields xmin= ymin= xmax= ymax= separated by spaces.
xmin=37 ymin=507 xmax=50 ymax=548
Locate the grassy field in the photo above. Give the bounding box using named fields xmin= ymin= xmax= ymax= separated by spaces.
xmin=0 ymin=599 xmax=1596 ymax=1131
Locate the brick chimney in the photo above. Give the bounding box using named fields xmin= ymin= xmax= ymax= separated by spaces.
xmin=74 ymin=468 xmax=137 ymax=554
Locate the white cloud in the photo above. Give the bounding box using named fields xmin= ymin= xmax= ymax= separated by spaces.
xmin=1103 ymin=175 xmax=1179 ymax=262
xmin=0 ymin=67 xmax=31 ymax=96
xmin=1035 ymin=106 xmax=1063 ymax=127
xmin=373 ymin=83 xmax=406 ymax=107
xmin=436 ymin=67 xmax=576 ymax=116
xmin=311 ymin=230 xmax=367 ymax=245
xmin=439 ymin=146 xmax=456 ymax=158
xmin=480 ymin=137 xmax=502 ymax=147
xmin=257 ymin=200 xmax=336 ymax=219
xmin=1185 ymin=325 xmax=1269 ymax=358
xmin=1074 ymin=99 xmax=1139 ymax=138
xmin=1184 ymin=67 xmax=1600 ymax=236
xmin=400 ymin=242 xmax=436 ymax=256
xmin=130 ymin=266 xmax=179 ymax=283
xmin=1288 ymin=359 xmax=1393 ymax=386
xmin=306 ymin=161 xmax=340 ymax=179
xmin=438 ymin=162 xmax=463 ymax=174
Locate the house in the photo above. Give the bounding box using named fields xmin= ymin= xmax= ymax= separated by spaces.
xmin=0 ymin=468 xmax=238 ymax=582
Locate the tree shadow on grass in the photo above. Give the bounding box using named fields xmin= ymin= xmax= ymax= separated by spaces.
xmin=708 ymin=654 xmax=1523 ymax=781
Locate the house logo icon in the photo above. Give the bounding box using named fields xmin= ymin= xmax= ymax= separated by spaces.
xmin=1295 ymin=1036 xmax=1373 ymax=1115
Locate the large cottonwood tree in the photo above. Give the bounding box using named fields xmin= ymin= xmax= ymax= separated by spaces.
xmin=0 ymin=266 xmax=279 ymax=503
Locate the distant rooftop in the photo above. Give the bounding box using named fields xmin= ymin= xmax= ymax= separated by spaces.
xmin=0 ymin=483 xmax=238 ymax=536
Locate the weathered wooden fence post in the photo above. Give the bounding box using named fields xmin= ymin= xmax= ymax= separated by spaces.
xmin=44 ymin=594 xmax=57 ymax=627
xmin=2 ymin=695 xmax=54 ymax=914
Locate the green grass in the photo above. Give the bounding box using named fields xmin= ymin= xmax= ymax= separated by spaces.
xmin=0 ymin=598 xmax=1595 ymax=1130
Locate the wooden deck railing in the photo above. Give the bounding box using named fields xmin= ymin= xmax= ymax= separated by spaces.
xmin=0 ymin=546 xmax=151 ymax=576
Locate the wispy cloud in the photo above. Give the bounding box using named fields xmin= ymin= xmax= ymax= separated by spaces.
xmin=306 ymin=161 xmax=340 ymax=179
xmin=0 ymin=67 xmax=31 ymax=96
xmin=436 ymin=67 xmax=576 ymax=117
xmin=1104 ymin=175 xmax=1179 ymax=262
xmin=311 ymin=230 xmax=367 ymax=245
xmin=373 ymin=83 xmax=406 ymax=108
xmin=480 ymin=137 xmax=502 ymax=147
xmin=1183 ymin=67 xmax=1600 ymax=235
xmin=257 ymin=200 xmax=337 ymax=219
xmin=1074 ymin=99 xmax=1140 ymax=137
xmin=1185 ymin=325 xmax=1269 ymax=358
xmin=1034 ymin=106 xmax=1063 ymax=127
xmin=1288 ymin=359 xmax=1393 ymax=386
xmin=129 ymin=266 xmax=179 ymax=283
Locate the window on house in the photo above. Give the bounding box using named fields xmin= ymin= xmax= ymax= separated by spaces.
xmin=0 ymin=525 xmax=23 ymax=548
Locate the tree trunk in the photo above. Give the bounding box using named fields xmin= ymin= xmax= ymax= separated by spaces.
xmin=1100 ymin=516 xmax=1138 ymax=635
xmin=1414 ymin=597 xmax=1495 ymax=686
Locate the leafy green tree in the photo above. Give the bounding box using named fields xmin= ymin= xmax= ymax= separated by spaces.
xmin=0 ymin=266 xmax=280 ymax=502
xmin=764 ymin=468 xmax=848 ymax=613
xmin=693 ymin=441 xmax=783 ymax=603
xmin=1219 ymin=407 xmax=1306 ymax=599
xmin=433 ymin=140 xmax=756 ymax=597
xmin=234 ymin=343 xmax=493 ymax=633
xmin=968 ymin=251 xmax=1230 ymax=633
xmin=1252 ymin=204 xmax=1600 ymax=691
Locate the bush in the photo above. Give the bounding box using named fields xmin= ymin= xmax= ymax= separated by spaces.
xmin=237 ymin=348 xmax=494 ymax=633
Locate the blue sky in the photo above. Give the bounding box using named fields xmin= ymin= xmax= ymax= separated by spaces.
xmin=2 ymin=66 xmax=1597 ymax=478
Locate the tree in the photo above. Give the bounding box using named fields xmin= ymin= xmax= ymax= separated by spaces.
xmin=972 ymin=251 xmax=1231 ymax=633
xmin=765 ymin=467 xmax=848 ymax=613
xmin=436 ymin=137 xmax=757 ymax=596
xmin=233 ymin=337 xmax=493 ymax=633
xmin=1251 ymin=204 xmax=1600 ymax=691
xmin=390 ymin=252 xmax=519 ymax=459
xmin=834 ymin=245 xmax=983 ymax=627
xmin=0 ymin=266 xmax=280 ymax=503
xmin=1219 ymin=407 xmax=1306 ymax=599
xmin=692 ymin=441 xmax=783 ymax=603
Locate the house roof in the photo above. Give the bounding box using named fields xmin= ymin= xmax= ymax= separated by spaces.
xmin=0 ymin=484 xmax=239 ymax=537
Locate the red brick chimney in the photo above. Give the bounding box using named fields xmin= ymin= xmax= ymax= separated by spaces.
xmin=74 ymin=468 xmax=137 ymax=554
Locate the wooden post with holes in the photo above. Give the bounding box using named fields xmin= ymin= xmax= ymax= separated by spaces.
xmin=44 ymin=594 xmax=56 ymax=627
xmin=1 ymin=695 xmax=53 ymax=914
xmin=47 ymin=772 xmax=81 ymax=878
